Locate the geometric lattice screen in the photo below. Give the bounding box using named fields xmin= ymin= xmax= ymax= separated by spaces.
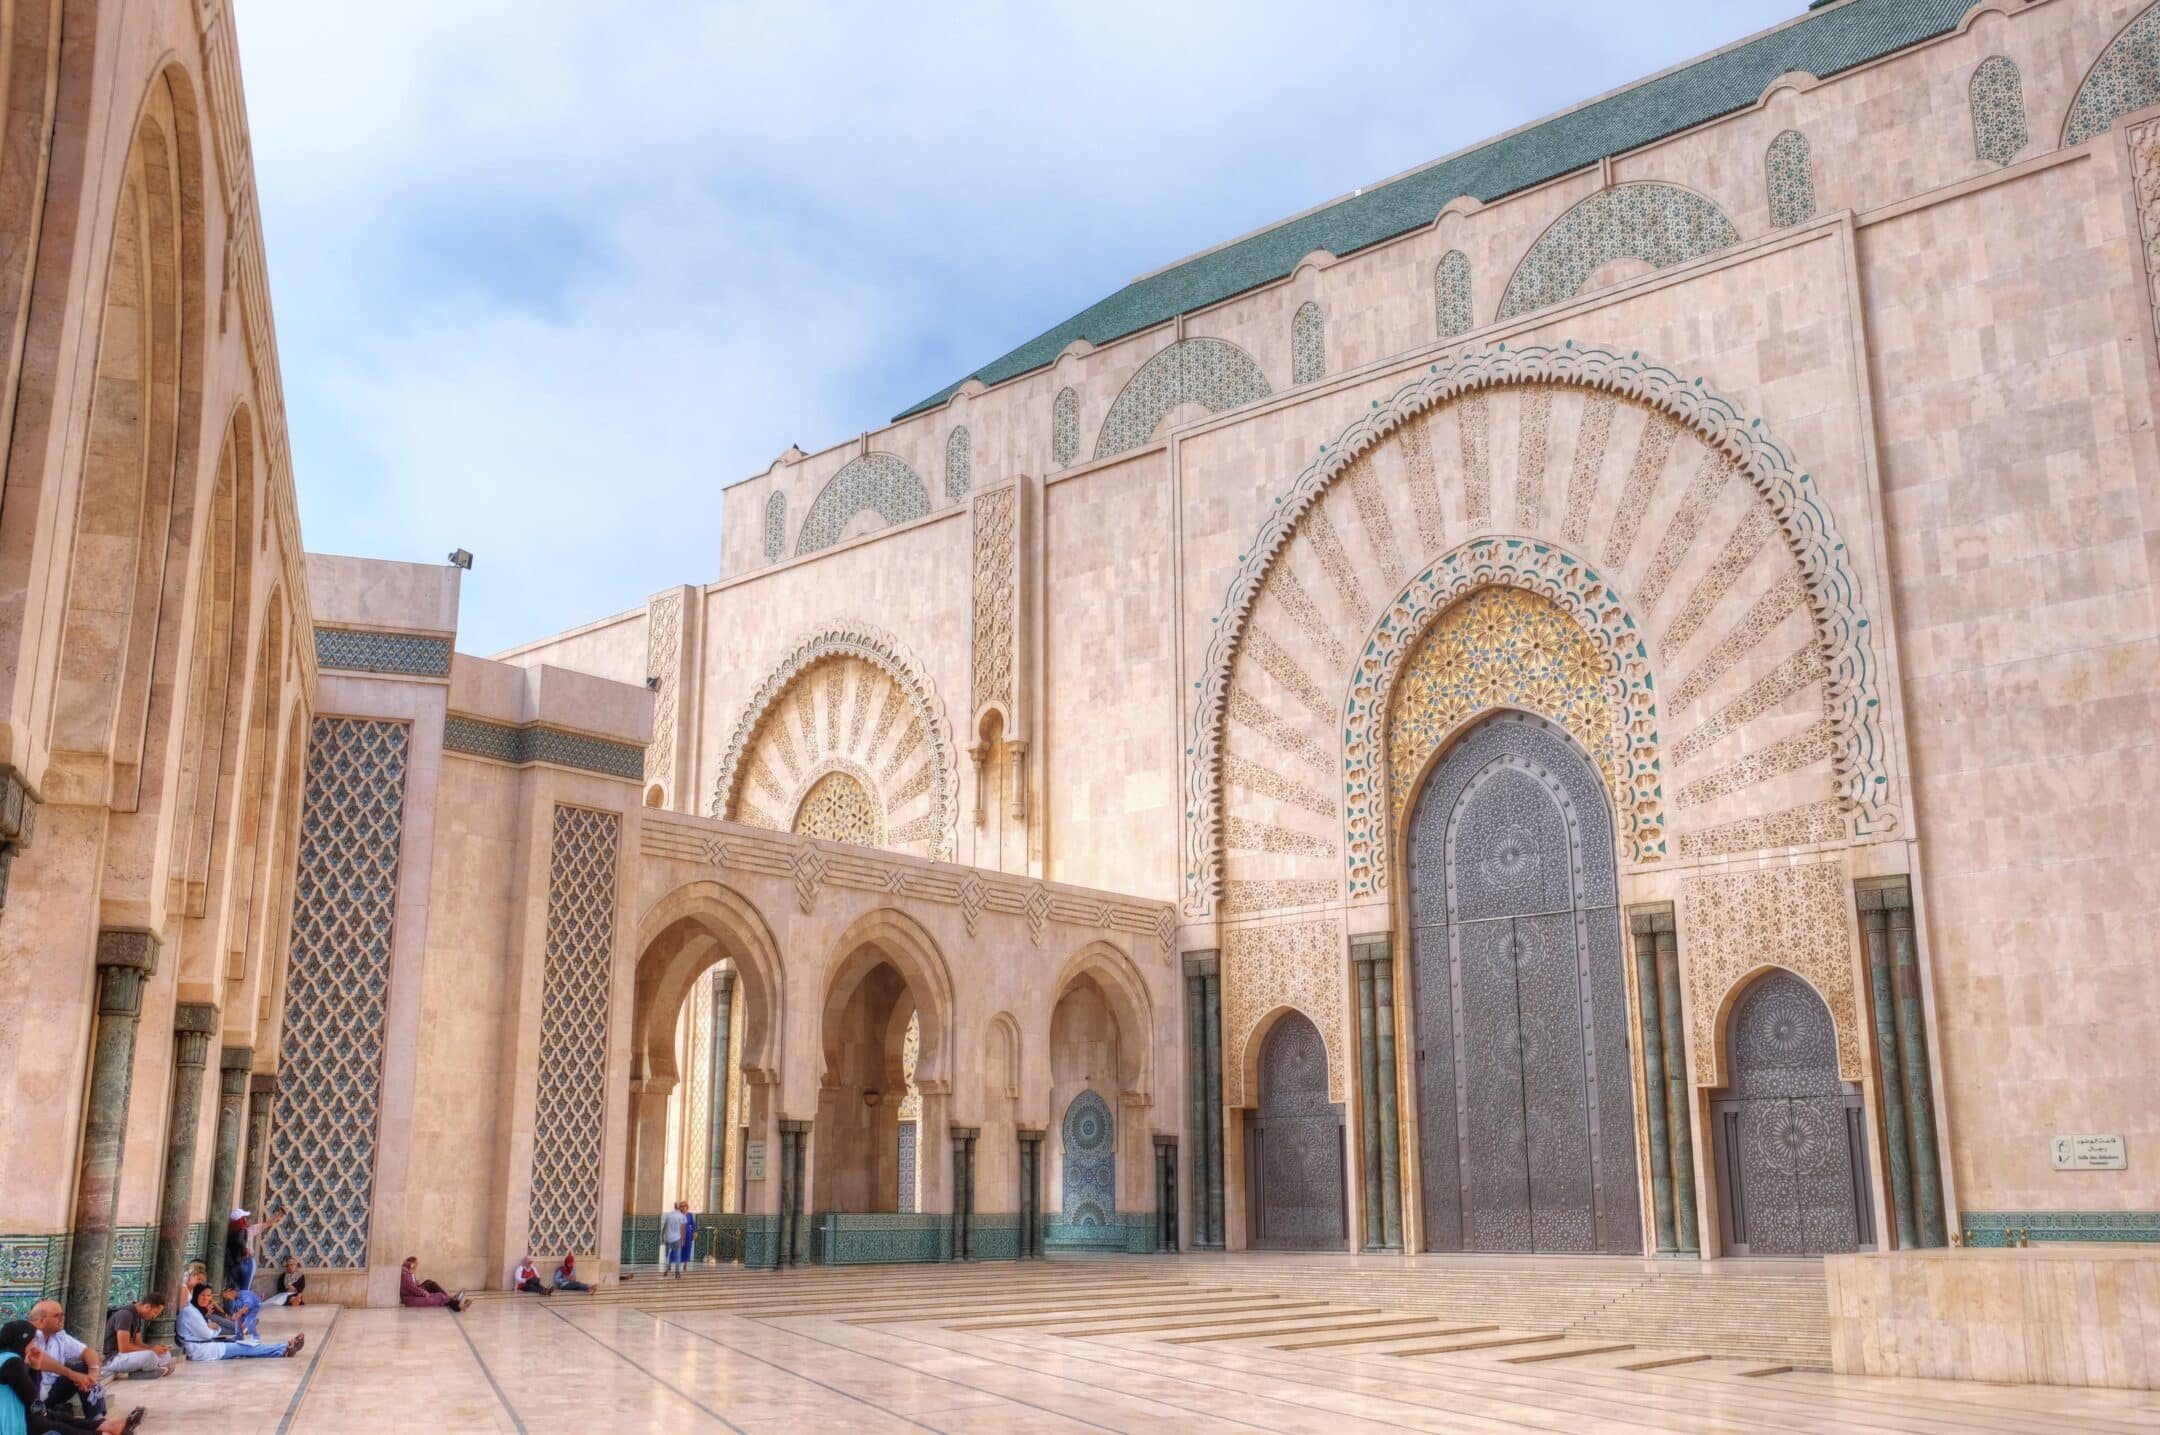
xmin=528 ymin=804 xmax=620 ymax=1253
xmin=263 ymin=717 xmax=410 ymax=1270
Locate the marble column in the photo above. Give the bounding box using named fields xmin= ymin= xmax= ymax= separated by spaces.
xmin=149 ymin=1003 xmax=219 ymax=1339
xmin=1859 ymin=884 xmax=1917 ymax=1248
xmin=1630 ymin=909 xmax=1677 ymax=1254
xmin=1353 ymin=954 xmax=1383 ymax=1246
xmin=1017 ymin=1129 xmax=1043 ymax=1258
xmin=243 ymin=1073 xmax=276 ymax=1215
xmin=1370 ymin=945 xmax=1404 ymax=1249
xmin=1886 ymin=882 xmax=1947 ymax=1247
xmin=204 ymin=1045 xmax=253 ymax=1292
xmin=1183 ymin=951 xmax=1225 ymax=1248
xmin=1654 ymin=926 xmax=1699 ymax=1253
xmin=949 ymin=1126 xmax=977 ymax=1260
xmin=62 ymin=929 xmax=159 ymax=1334
xmin=705 ymin=969 xmax=733 ymax=1213
xmin=1153 ymin=1136 xmax=1178 ymax=1252
xmin=777 ymin=1119 xmax=809 ymax=1266
xmin=0 ymin=764 xmax=37 ymax=909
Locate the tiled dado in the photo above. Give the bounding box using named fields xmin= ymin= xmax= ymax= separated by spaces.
xmin=1 ymin=1224 xmax=160 ymax=1319
xmin=1046 ymin=1212 xmax=1161 ymax=1254
xmin=312 ymin=626 xmax=452 ymax=678
xmin=1961 ymin=1211 xmax=2160 ymax=1247
xmin=442 ymin=714 xmax=644 ymax=781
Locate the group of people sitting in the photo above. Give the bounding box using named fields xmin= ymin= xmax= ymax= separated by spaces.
xmin=508 ymin=1253 xmax=593 ymax=1296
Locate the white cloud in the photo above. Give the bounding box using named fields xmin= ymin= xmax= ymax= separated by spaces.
xmin=235 ymin=0 xmax=1800 ymax=652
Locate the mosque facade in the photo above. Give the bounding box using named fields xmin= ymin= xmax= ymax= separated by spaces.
xmin=2 ymin=0 xmax=2157 ymax=1366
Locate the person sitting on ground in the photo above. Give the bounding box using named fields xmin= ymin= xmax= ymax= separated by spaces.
xmin=262 ymin=1260 xmax=305 ymax=1308
xmin=175 ymin=1284 xmax=301 ymax=1361
xmin=511 ymin=1256 xmax=549 ymax=1296
xmin=173 ymin=1265 xmax=205 ymax=1316
xmin=550 ymin=1255 xmax=591 ymax=1293
xmin=0 ymin=1320 xmax=136 ymax=1435
xmin=396 ymin=1257 xmax=467 ymax=1311
xmin=100 ymin=1298 xmax=171 ymax=1381
xmin=217 ymin=1282 xmax=261 ymax=1343
xmin=23 ymin=1302 xmax=106 ymax=1426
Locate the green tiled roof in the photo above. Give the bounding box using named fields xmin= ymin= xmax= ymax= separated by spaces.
xmin=896 ymin=0 xmax=1969 ymax=419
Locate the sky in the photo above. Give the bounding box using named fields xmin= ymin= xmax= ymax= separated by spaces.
xmin=237 ymin=0 xmax=1803 ymax=656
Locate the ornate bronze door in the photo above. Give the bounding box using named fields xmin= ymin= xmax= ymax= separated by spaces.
xmin=1712 ymin=970 xmax=1873 ymax=1256
xmin=1245 ymin=1011 xmax=1346 ymax=1249
xmin=1407 ymin=711 xmax=1641 ymax=1254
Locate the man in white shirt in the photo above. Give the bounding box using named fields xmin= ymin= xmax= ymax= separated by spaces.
xmin=26 ymin=1299 xmax=106 ymax=1422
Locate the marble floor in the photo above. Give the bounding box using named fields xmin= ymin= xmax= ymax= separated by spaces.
xmin=105 ymin=1258 xmax=2160 ymax=1433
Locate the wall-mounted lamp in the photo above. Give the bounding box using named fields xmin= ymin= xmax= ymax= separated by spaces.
xmin=447 ymin=548 xmax=474 ymax=570
xmin=645 ymin=675 xmax=661 ymax=691
xmin=862 ymin=1090 xmax=882 ymax=1108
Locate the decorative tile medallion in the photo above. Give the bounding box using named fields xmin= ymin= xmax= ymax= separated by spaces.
xmin=1434 ymin=249 xmax=1473 ymax=339
xmin=1095 ymin=338 xmax=1271 ymax=459
xmin=796 ymin=452 xmax=931 ymax=555
xmin=1970 ymin=55 xmax=2029 ymax=167
xmin=1497 ymin=183 xmax=1740 ymax=319
xmin=1766 ymin=128 xmax=1815 ymax=227
xmin=2063 ymin=2 xmax=2160 ymax=146
xmin=264 ymin=717 xmax=409 ymax=1269
xmin=528 ymin=804 xmax=620 ymax=1254
xmin=1291 ymin=301 xmax=1325 ymax=385
xmin=1058 ymin=1089 xmax=1116 ymax=1228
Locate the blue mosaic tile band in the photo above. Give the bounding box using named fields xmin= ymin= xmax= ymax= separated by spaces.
xmin=970 ymin=1215 xmax=1023 ymax=1263
xmin=1046 ymin=1212 xmax=1160 ymax=1253
xmin=620 ymin=1215 xmax=663 ymax=1268
xmin=1960 ymin=1211 xmax=2160 ymax=1247
xmin=442 ymin=715 xmax=645 ymax=781
xmin=0 ymin=1234 xmax=67 ymax=1321
xmin=313 ymin=627 xmax=451 ymax=678
xmin=108 ymin=1225 xmax=153 ymax=1306
xmin=816 ymin=1213 xmax=952 ymax=1265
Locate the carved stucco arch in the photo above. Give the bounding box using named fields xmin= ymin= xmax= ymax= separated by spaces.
xmin=1183 ymin=341 xmax=1892 ymax=917
xmin=631 ymin=879 xmax=786 ymax=1084
xmin=1348 ymin=545 xmax=1661 ymax=903
xmin=819 ymin=906 xmax=956 ymax=1091
xmin=709 ymin=621 xmax=958 ymax=859
xmin=1050 ymin=940 xmax=1155 ymax=1097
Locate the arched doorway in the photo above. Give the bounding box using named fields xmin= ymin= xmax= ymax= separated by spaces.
xmin=1406 ymin=710 xmax=1642 ymax=1254
xmin=1712 ymin=970 xmax=1873 ymax=1256
xmin=1244 ymin=1011 xmax=1345 ymax=1249
xmin=1059 ymin=1090 xmax=1115 ymax=1232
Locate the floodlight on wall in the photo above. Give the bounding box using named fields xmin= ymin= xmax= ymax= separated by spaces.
xmin=447 ymin=548 xmax=474 ymax=570
xmin=645 ymin=675 xmax=661 ymax=691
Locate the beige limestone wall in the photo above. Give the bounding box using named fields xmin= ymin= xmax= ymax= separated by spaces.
xmin=494 ymin=606 xmax=649 ymax=689
xmin=1862 ymin=135 xmax=2160 ymax=1216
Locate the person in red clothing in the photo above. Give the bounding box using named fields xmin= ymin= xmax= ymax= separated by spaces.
xmin=396 ymin=1257 xmax=467 ymax=1312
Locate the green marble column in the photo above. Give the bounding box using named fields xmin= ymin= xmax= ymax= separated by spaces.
xmin=204 ymin=1045 xmax=253 ymax=1292
xmin=150 ymin=1004 xmax=218 ymax=1339
xmin=1154 ymin=1136 xmax=1179 ymax=1251
xmin=1630 ymin=910 xmax=1677 ymax=1254
xmin=63 ymin=929 xmax=159 ymax=1334
xmin=1370 ymin=950 xmax=1404 ymax=1250
xmin=1201 ymin=962 xmax=1224 ymax=1249
xmin=1019 ymin=1129 xmax=1044 ymax=1258
xmin=1858 ymin=885 xmax=1917 ymax=1248
xmin=706 ymin=968 xmax=734 ymax=1213
xmin=1353 ymin=953 xmax=1384 ymax=1247
xmin=0 ymin=765 xmax=38 ymax=910
xmin=777 ymin=1119 xmax=809 ymax=1266
xmin=949 ymin=1126 xmax=978 ymax=1260
xmin=1886 ymin=887 xmax=1948 ymax=1248
xmin=1654 ymin=929 xmax=1699 ymax=1254
xmin=242 ymin=1073 xmax=276 ymax=1215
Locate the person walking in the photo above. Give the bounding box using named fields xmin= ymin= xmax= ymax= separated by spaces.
xmin=660 ymin=1203 xmax=687 ymax=1279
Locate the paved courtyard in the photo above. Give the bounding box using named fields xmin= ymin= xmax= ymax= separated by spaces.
xmin=108 ymin=1257 xmax=2159 ymax=1433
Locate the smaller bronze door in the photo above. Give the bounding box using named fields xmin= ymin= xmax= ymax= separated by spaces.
xmin=1245 ymin=1012 xmax=1346 ymax=1249
xmin=1713 ymin=970 xmax=1875 ymax=1256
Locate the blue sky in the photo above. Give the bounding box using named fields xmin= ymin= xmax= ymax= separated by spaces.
xmin=238 ymin=0 xmax=1801 ymax=655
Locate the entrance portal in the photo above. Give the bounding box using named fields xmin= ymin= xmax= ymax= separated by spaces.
xmin=1712 ymin=970 xmax=1873 ymax=1256
xmin=1244 ymin=1011 xmax=1345 ymax=1249
xmin=1406 ymin=711 xmax=1641 ymax=1253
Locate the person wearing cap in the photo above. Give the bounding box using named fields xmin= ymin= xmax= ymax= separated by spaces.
xmin=223 ymin=1206 xmax=284 ymax=1295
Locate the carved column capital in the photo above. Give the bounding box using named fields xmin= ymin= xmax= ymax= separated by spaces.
xmin=171 ymin=1003 xmax=219 ymax=1068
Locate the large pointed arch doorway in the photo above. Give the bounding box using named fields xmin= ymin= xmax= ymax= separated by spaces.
xmin=1405 ymin=709 xmax=1642 ymax=1254
xmin=1244 ymin=1011 xmax=1346 ymax=1250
